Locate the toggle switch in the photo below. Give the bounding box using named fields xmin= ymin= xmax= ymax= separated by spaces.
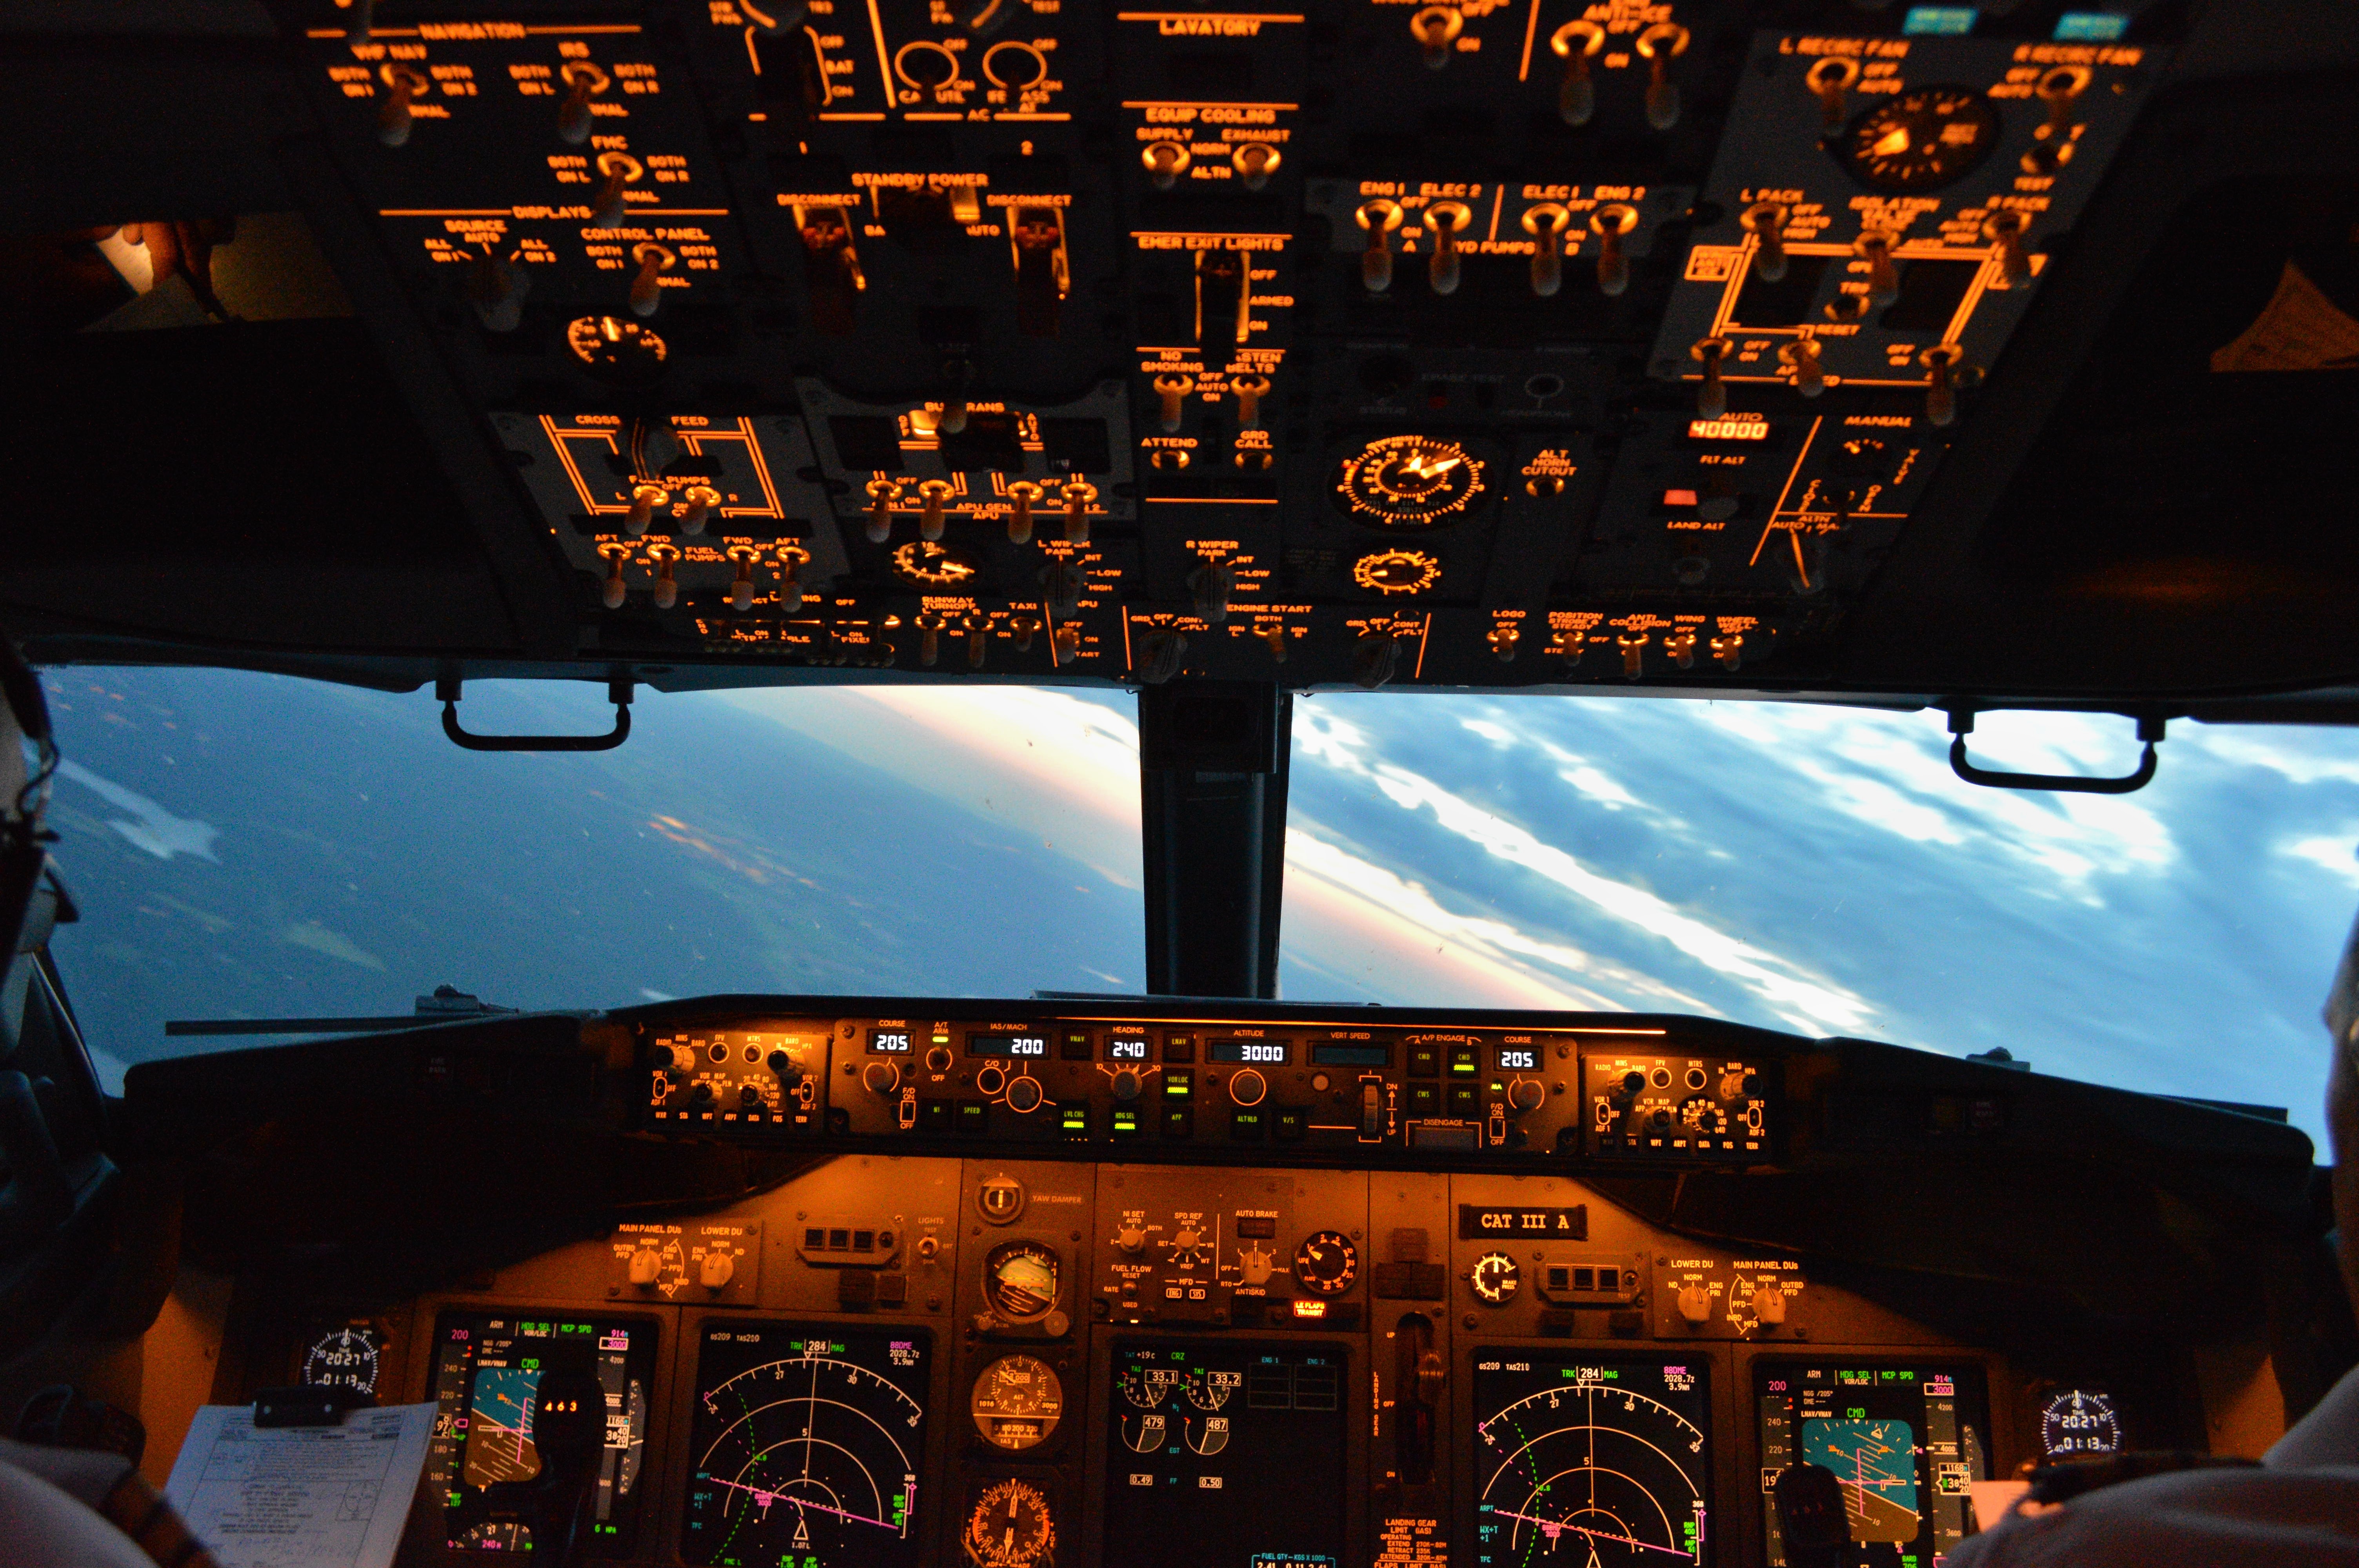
xmin=1410 ymin=5 xmax=1462 ymax=69
xmin=1488 ymin=624 xmax=1519 ymax=662
xmin=1690 ymin=337 xmax=1731 ymax=419
xmin=590 ymin=152 xmax=640 ymax=229
xmin=1004 ymin=480 xmax=1042 ymax=543
xmin=645 ymin=542 xmax=681 ymax=609
xmin=1051 ymin=621 xmax=1081 ymax=661
xmin=1674 ymin=552 xmax=1710 ymax=586
xmin=1138 ymin=628 xmax=1188 ymax=684
xmin=863 ymin=479 xmax=899 ymax=543
xmin=1549 ymin=630 xmax=1586 ymax=665
xmin=1664 ymin=629 xmax=1698 ymax=669
xmin=966 ymin=615 xmax=989 ymax=670
xmin=1779 ymin=336 xmax=1826 ymax=397
xmin=464 ymin=254 xmax=529 ymax=332
xmin=1636 ymin=23 xmax=1688 ymax=130
xmin=727 ymin=548 xmax=759 ymax=610
xmin=1195 ymin=247 xmax=1248 ymax=350
xmin=1919 ymin=343 xmax=1966 ymax=427
xmin=1855 ymin=230 xmax=1899 ymax=308
xmin=676 ymin=485 xmax=718 ymax=536
xmin=1618 ymin=632 xmax=1647 ymax=677
xmin=1231 ymin=142 xmax=1280 ymax=191
xmin=1141 ymin=140 xmax=1190 ymax=190
xmin=1041 ymin=559 xmax=1083 ymax=616
xmin=1983 ymin=209 xmax=2031 ymax=290
xmin=1352 ymin=630 xmax=1401 ymax=690
xmin=1231 ymin=373 xmax=1271 ymax=428
xmin=916 ymin=613 xmax=943 ymax=667
xmin=377 ymin=64 xmax=429 ymax=146
xmin=347 ymin=0 xmax=375 ymax=40
xmin=1357 ymin=199 xmax=1405 ymax=292
xmin=1742 ymin=201 xmax=1789 ymax=283
xmin=1696 ymin=474 xmax=1739 ymax=522
xmin=1012 ymin=206 xmax=1065 ymax=337
xmin=598 ymin=544 xmax=631 ymax=609
xmin=1061 ymin=480 xmax=1098 ymax=544
xmin=1009 ymin=615 xmax=1038 ymax=652
xmin=1550 ymin=20 xmax=1605 ymax=126
xmin=937 ymin=397 xmax=967 ymax=436
xmin=1806 ymin=55 xmax=1859 ymax=132
xmin=2039 ymin=64 xmax=2090 ymax=141
xmin=626 ymin=483 xmax=665 ymax=537
xmin=627 ymin=243 xmax=672 ymax=317
xmin=916 ymin=478 xmax=954 ymax=541
xmin=1711 ymin=632 xmax=1743 ymax=670
xmin=557 ymin=61 xmax=608 ymax=146
xmin=1592 ymin=203 xmax=1638 ymax=296
xmin=1152 ymin=373 xmax=1195 ymax=432
xmin=774 ymin=545 xmax=809 ymax=612
xmin=796 ymin=204 xmax=863 ymax=335
xmin=1522 ymin=203 xmax=1572 ymax=296
xmin=1425 ymin=200 xmax=1473 ymax=295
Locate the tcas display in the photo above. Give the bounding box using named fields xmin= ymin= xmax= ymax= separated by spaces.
xmin=426 ymin=1313 xmax=654 ymax=1554
xmin=1756 ymin=1363 xmax=1988 ymax=1567
xmin=1472 ymin=1357 xmax=1710 ymax=1567
xmin=680 ymin=1323 xmax=929 ymax=1568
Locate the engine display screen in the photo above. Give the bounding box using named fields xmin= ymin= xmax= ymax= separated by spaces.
xmin=970 ymin=1032 xmax=1049 ymax=1057
xmin=1756 ymin=1363 xmax=1988 ymax=1567
xmin=679 ymin=1322 xmax=929 ymax=1568
xmin=427 ymin=1313 xmax=654 ymax=1554
xmin=1472 ymin=1357 xmax=1710 ymax=1566
xmin=1105 ymin=1341 xmax=1347 ymax=1567
xmin=1210 ymin=1040 xmax=1289 ymax=1065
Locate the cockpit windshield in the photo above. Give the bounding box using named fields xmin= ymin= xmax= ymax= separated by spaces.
xmin=43 ymin=666 xmax=2358 ymax=1143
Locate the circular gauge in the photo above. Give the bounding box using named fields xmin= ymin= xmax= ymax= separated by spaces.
xmin=1471 ymin=1252 xmax=1520 ymax=1305
xmin=565 ymin=314 xmax=668 ymax=382
xmin=456 ymin=1522 xmax=532 ymax=1550
xmin=963 ymin=1478 xmax=1055 ymax=1568
xmin=1678 ymin=1096 xmax=1728 ymax=1136
xmin=983 ymin=1239 xmax=1061 ymax=1322
xmin=1292 ymin=1230 xmax=1359 ymax=1296
xmin=1836 ymin=86 xmax=2003 ymax=192
xmin=971 ymin=1354 xmax=1064 ymax=1450
xmin=1185 ymin=1368 xmax=1241 ymax=1411
xmin=1334 ymin=435 xmax=1487 ymax=526
xmin=1352 ymin=547 xmax=1443 ymax=597
xmin=1121 ymin=1363 xmax=1180 ymax=1409
xmin=2040 ymin=1389 xmax=2122 ymax=1459
xmin=890 ymin=539 xmax=980 ymax=587
xmin=302 ymin=1326 xmax=381 ymax=1396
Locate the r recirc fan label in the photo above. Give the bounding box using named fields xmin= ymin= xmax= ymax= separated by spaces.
xmin=1473 ymin=1357 xmax=1711 ymax=1567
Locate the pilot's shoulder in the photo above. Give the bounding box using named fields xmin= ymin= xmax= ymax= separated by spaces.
xmin=1954 ymin=1466 xmax=2359 ymax=1567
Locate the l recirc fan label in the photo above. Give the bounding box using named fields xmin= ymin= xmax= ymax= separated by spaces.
xmin=1473 ymin=1357 xmax=1710 ymax=1567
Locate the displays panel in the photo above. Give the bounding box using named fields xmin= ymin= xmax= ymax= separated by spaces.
xmin=1756 ymin=1362 xmax=1989 ymax=1568
xmin=427 ymin=1312 xmax=655 ymax=1555
xmin=1472 ymin=1356 xmax=1712 ymax=1567
xmin=1104 ymin=1341 xmax=1349 ymax=1567
xmin=679 ymin=1322 xmax=930 ymax=1568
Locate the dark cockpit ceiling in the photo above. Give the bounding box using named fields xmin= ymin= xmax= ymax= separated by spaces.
xmin=4 ymin=2 xmax=2359 ymax=1566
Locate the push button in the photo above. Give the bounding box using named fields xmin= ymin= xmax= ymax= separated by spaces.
xmin=1408 ymin=1084 xmax=1441 ymax=1117
xmin=1275 ymin=1108 xmax=1307 ymax=1142
xmin=1448 ymin=1084 xmax=1481 ymax=1118
xmin=1408 ymin=1042 xmax=1442 ymax=1077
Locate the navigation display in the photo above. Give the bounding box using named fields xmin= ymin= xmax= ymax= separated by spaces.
xmin=1756 ymin=1363 xmax=1988 ymax=1567
xmin=1472 ymin=1356 xmax=1710 ymax=1566
xmin=427 ymin=1312 xmax=654 ymax=1554
xmin=1105 ymin=1341 xmax=1347 ymax=1567
xmin=680 ymin=1323 xmax=929 ymax=1568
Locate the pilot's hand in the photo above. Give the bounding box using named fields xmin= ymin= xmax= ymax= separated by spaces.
xmin=1945 ymin=1465 xmax=2359 ymax=1567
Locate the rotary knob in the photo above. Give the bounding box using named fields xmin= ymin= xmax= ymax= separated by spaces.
xmin=699 ymin=1250 xmax=736 ymax=1289
xmin=1677 ymin=1282 xmax=1715 ymax=1325
xmin=1228 ymin=1068 xmax=1267 ymax=1107
xmin=861 ymin=1060 xmax=903 ymax=1096
xmin=1506 ymin=1079 xmax=1546 ymax=1114
xmin=1241 ymin=1247 xmax=1274 ymax=1286
xmin=626 ymin=1246 xmax=663 ymax=1286
xmin=1110 ymin=1068 xmax=1143 ymax=1102
xmin=1116 ymin=1224 xmax=1147 ymax=1254
xmin=1470 ymin=1252 xmax=1519 ymax=1305
xmin=1004 ymin=1076 xmax=1045 ymax=1114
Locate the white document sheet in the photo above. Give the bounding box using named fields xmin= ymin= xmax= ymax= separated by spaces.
xmin=162 ymin=1402 xmax=437 ymax=1568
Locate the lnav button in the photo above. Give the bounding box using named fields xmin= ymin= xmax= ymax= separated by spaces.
xmin=977 ymin=1174 xmax=1027 ymax=1225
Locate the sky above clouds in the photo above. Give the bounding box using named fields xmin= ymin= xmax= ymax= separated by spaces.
xmin=40 ymin=668 xmax=2359 ymax=1146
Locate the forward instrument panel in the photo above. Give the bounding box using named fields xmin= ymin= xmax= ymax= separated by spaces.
xmin=185 ymin=995 xmax=2263 ymax=1567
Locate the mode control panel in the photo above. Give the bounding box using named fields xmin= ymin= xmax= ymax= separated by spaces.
xmin=650 ymin=1012 xmax=1780 ymax=1165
